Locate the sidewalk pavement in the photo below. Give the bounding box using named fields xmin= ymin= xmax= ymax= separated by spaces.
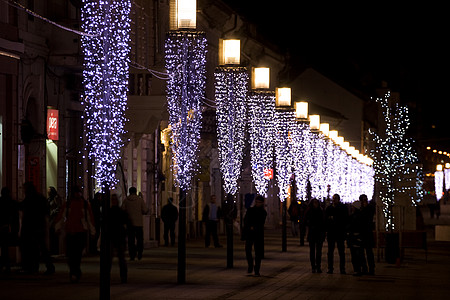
xmin=1 ymin=206 xmax=450 ymax=300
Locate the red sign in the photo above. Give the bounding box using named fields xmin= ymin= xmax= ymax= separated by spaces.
xmin=264 ymin=168 xmax=273 ymax=180
xmin=47 ymin=109 xmax=59 ymax=140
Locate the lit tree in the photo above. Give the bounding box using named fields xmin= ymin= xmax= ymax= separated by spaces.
xmin=369 ymin=91 xmax=422 ymax=231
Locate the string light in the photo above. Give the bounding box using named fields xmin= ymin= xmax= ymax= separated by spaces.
xmin=165 ymin=31 xmax=207 ymax=190
xmin=215 ymin=67 xmax=248 ymax=195
xmin=247 ymin=91 xmax=276 ymax=196
xmin=369 ymin=91 xmax=423 ymax=230
xmin=81 ymin=0 xmax=131 ymax=190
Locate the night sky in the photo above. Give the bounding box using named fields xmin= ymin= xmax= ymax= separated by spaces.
xmin=222 ymin=1 xmax=450 ymax=150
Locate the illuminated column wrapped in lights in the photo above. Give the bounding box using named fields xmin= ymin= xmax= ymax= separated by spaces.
xmin=435 ymin=164 xmax=444 ymax=200
xmin=215 ymin=39 xmax=248 ymax=195
xmin=274 ymin=88 xmax=294 ymax=201
xmin=369 ymin=91 xmax=422 ymax=231
xmin=165 ymin=29 xmax=207 ymax=191
xmin=248 ymin=68 xmax=275 ymax=196
xmin=81 ymin=0 xmax=131 ymax=190
xmin=445 ymin=163 xmax=450 ymax=191
xmin=292 ymin=101 xmax=311 ymax=201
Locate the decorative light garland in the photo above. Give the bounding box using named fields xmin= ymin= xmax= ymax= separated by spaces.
xmin=435 ymin=170 xmax=444 ymax=200
xmin=215 ymin=67 xmax=248 ymax=195
xmin=369 ymin=91 xmax=423 ymax=230
xmin=445 ymin=168 xmax=450 ymax=191
xmin=274 ymin=109 xmax=295 ymax=201
xmin=247 ymin=91 xmax=276 ymax=196
xmin=165 ymin=31 xmax=207 ymax=190
xmin=81 ymin=0 xmax=131 ymax=190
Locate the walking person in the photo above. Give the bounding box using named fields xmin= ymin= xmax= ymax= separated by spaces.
xmin=202 ymin=195 xmax=222 ymax=248
xmin=47 ymin=187 xmax=62 ymax=255
xmin=55 ymin=186 xmax=96 ymax=282
xmin=305 ymin=198 xmax=325 ymax=273
xmin=242 ymin=195 xmax=267 ymax=276
xmin=108 ymin=193 xmax=128 ymax=283
xmin=288 ymin=200 xmax=299 ymax=237
xmin=359 ymin=194 xmax=375 ymax=275
xmin=325 ymin=193 xmax=348 ymax=274
xmin=19 ymin=182 xmax=55 ymax=275
xmin=0 ymin=187 xmax=19 ymax=274
xmin=161 ymin=197 xmax=178 ymax=246
xmin=122 ymin=187 xmax=149 ymax=260
xmin=347 ymin=201 xmax=363 ymax=276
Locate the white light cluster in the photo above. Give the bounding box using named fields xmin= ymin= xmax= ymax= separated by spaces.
xmin=165 ymin=31 xmax=207 ymax=190
xmin=445 ymin=167 xmax=450 ymax=191
xmin=435 ymin=170 xmax=444 ymax=200
xmin=274 ymin=109 xmax=295 ymax=201
xmin=215 ymin=67 xmax=248 ymax=195
xmin=81 ymin=0 xmax=131 ymax=190
xmin=369 ymin=91 xmax=423 ymax=230
xmin=247 ymin=91 xmax=276 ymax=196
xmin=291 ymin=123 xmax=374 ymax=203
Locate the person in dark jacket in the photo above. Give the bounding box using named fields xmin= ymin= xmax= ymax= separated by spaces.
xmin=325 ymin=193 xmax=348 ymax=274
xmin=359 ymin=194 xmax=375 ymax=275
xmin=202 ymin=195 xmax=222 ymax=248
xmin=347 ymin=201 xmax=363 ymax=276
xmin=20 ymin=182 xmax=55 ymax=275
xmin=108 ymin=193 xmax=128 ymax=283
xmin=243 ymin=195 xmax=267 ymax=276
xmin=0 ymin=187 xmax=19 ymax=274
xmin=161 ymin=197 xmax=178 ymax=246
xmin=305 ymin=198 xmax=325 ymax=273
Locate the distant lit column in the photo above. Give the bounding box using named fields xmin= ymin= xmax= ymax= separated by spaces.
xmin=274 ymin=87 xmax=294 ymax=252
xmin=165 ymin=0 xmax=207 ymax=284
xmin=435 ymin=164 xmax=444 ymax=200
xmin=215 ymin=38 xmax=248 ymax=268
xmin=445 ymin=163 xmax=450 ymax=191
xmin=248 ymin=67 xmax=275 ymax=196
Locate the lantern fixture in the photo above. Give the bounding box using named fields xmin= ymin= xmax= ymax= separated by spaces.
xmin=329 ymin=130 xmax=338 ymax=141
xmin=319 ymin=123 xmax=329 ymax=136
xmin=252 ymin=67 xmax=270 ymax=89
xmin=170 ymin=0 xmax=197 ymax=30
xmin=437 ymin=164 xmax=443 ymax=171
xmin=219 ymin=39 xmax=240 ymax=65
xmin=294 ymin=101 xmax=308 ymax=120
xmin=309 ymin=114 xmax=320 ymax=131
xmin=275 ymin=87 xmax=291 ymax=108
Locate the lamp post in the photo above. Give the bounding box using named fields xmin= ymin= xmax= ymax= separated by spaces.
xmin=165 ymin=0 xmax=207 ymax=284
xmin=435 ymin=164 xmax=444 ymax=201
xmin=274 ymin=87 xmax=294 ymax=252
xmin=215 ymin=38 xmax=248 ymax=268
xmin=248 ymin=68 xmax=275 ymax=197
xmin=81 ymin=1 xmax=131 ymax=299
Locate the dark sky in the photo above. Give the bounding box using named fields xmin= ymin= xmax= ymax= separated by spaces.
xmin=222 ymin=1 xmax=450 ymax=149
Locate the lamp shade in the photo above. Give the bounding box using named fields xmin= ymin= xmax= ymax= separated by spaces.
xmin=295 ymin=101 xmax=308 ymax=119
xmin=336 ymin=136 xmax=344 ymax=146
xmin=275 ymin=87 xmax=291 ymax=107
xmin=170 ymin=0 xmax=196 ymax=30
xmin=219 ymin=39 xmax=240 ymax=65
xmin=329 ymin=130 xmax=338 ymax=141
xmin=319 ymin=123 xmax=329 ymax=136
xmin=252 ymin=67 xmax=270 ymax=89
xmin=309 ymin=114 xmax=320 ymax=130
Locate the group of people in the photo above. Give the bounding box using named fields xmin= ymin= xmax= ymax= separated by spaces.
xmin=304 ymin=193 xmax=376 ymax=276
xmin=0 ymin=183 xmax=150 ymax=284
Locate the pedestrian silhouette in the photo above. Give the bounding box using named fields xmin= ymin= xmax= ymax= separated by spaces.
xmin=242 ymin=195 xmax=267 ymax=276
xmin=359 ymin=194 xmax=375 ymax=275
xmin=47 ymin=186 xmax=62 ymax=255
xmin=108 ymin=193 xmax=128 ymax=283
xmin=305 ymin=198 xmax=325 ymax=273
xmin=0 ymin=187 xmax=19 ymax=274
xmin=202 ymin=195 xmax=222 ymax=248
xmin=122 ymin=187 xmax=149 ymax=260
xmin=325 ymin=193 xmax=348 ymax=274
xmin=161 ymin=197 xmax=178 ymax=246
xmin=55 ymin=185 xmax=95 ymax=282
